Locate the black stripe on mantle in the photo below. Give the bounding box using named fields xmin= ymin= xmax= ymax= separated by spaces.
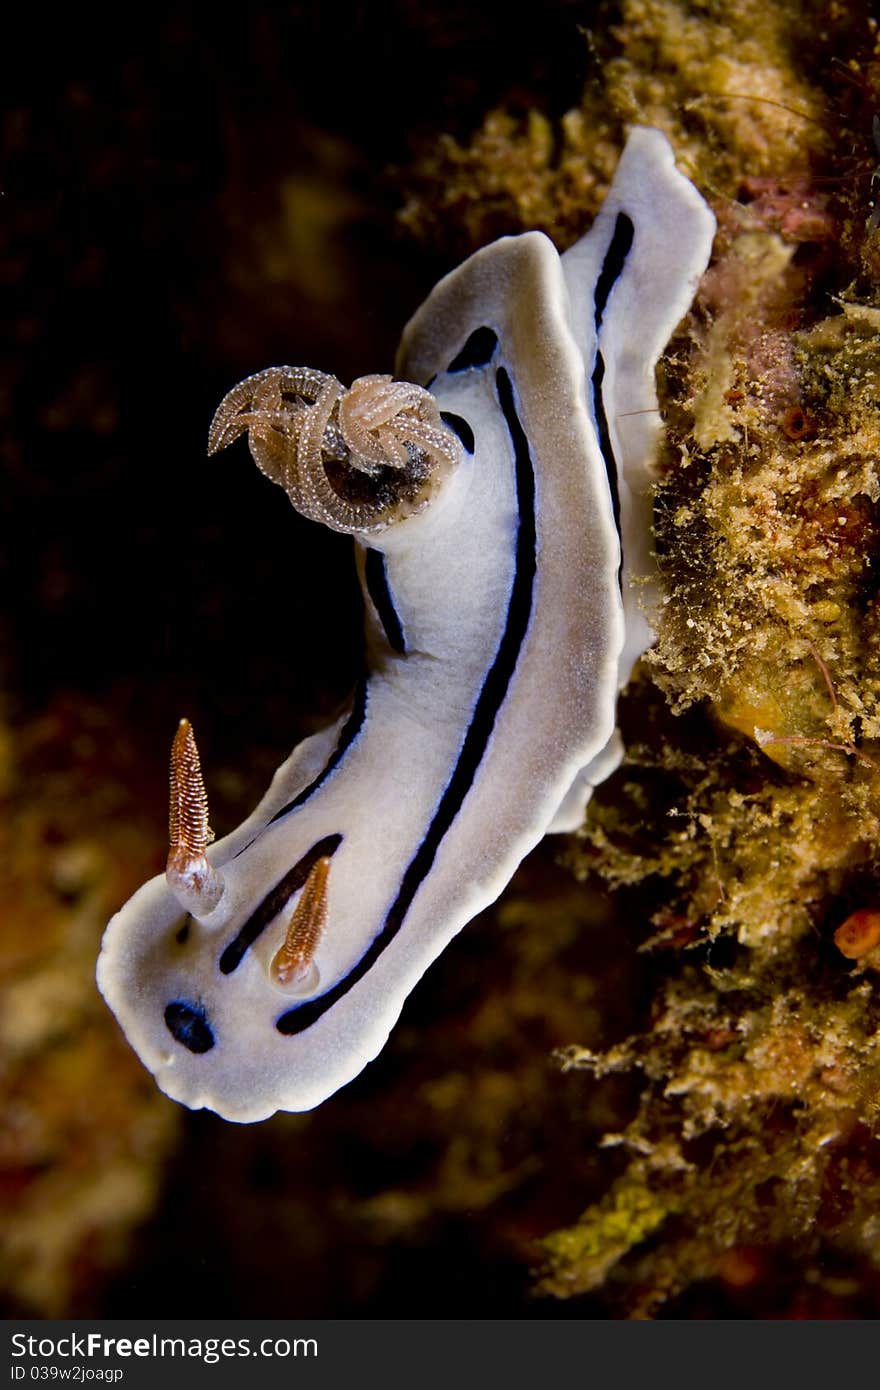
xmin=276 ymin=363 xmax=537 ymax=1036
xmin=364 ymin=549 xmax=406 ymax=654
xmin=219 ymin=833 xmax=344 ymax=975
xmin=267 ymin=679 xmax=368 ymax=826
xmin=590 ymin=210 xmax=634 ymax=538
xmin=230 ymin=678 xmax=368 ymax=868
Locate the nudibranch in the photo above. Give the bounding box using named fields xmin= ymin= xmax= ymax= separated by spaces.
xmin=97 ymin=128 xmax=715 ymax=1121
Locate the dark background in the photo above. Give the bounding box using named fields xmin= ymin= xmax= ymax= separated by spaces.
xmin=2 ymin=1 xmax=592 ymax=742
xmin=2 ymin=2 xmax=639 ymax=1319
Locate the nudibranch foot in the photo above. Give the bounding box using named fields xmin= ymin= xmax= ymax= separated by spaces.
xmin=208 ymin=366 xmax=463 ymax=536
xmin=547 ymin=731 xmax=626 ymax=835
xmin=165 ymin=718 xmax=225 ymax=918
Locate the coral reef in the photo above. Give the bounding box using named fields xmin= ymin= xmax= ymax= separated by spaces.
xmin=0 ymin=698 xmax=178 ymax=1314
xmin=400 ymin=0 xmax=837 ymax=253
xmin=403 ymin=0 xmax=880 ymax=1318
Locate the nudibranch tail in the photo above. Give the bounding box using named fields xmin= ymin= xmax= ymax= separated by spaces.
xmin=270 ymin=854 xmax=331 ymax=993
xmin=207 ymin=366 xmax=462 ymax=536
xmin=165 ymin=718 xmax=225 ymax=918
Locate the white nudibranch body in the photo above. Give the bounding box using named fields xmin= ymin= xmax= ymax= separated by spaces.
xmin=97 ymin=128 xmax=715 ymax=1122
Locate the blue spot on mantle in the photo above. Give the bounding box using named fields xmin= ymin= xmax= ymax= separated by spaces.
xmin=165 ymin=1000 xmax=215 ymax=1054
